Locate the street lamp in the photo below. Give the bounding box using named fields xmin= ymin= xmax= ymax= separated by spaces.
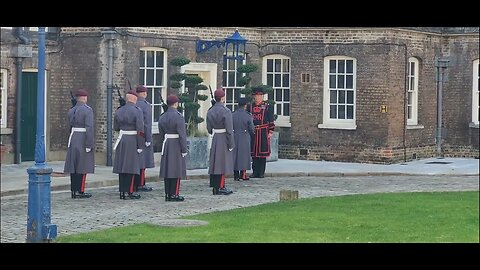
xmin=196 ymin=29 xmax=247 ymax=61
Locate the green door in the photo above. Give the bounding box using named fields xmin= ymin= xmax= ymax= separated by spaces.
xmin=21 ymin=71 xmax=37 ymax=161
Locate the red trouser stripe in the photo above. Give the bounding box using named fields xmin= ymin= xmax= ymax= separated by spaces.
xmin=141 ymin=169 xmax=145 ymax=186
xmin=81 ymin=174 xmax=86 ymax=192
xmin=175 ymin=178 xmax=180 ymax=196
xmin=130 ymin=175 xmax=135 ymax=193
xmin=242 ymin=170 xmax=246 ymax=180
xmin=220 ymin=174 xmax=225 ymax=188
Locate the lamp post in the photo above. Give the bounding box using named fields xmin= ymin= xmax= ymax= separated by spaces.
xmin=26 ymin=27 xmax=57 ymax=243
xmin=196 ymin=29 xmax=247 ymax=61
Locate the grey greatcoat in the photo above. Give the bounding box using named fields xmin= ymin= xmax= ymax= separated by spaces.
xmin=232 ymin=107 xmax=255 ymax=171
xmin=112 ymin=102 xmax=145 ymax=174
xmin=158 ymin=107 xmax=187 ymax=178
xmin=207 ymin=102 xmax=235 ymax=175
xmin=136 ymin=97 xmax=155 ymax=169
xmin=64 ymin=102 xmax=95 ymax=174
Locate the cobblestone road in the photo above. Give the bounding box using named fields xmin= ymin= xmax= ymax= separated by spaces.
xmin=1 ymin=175 xmax=478 ymax=243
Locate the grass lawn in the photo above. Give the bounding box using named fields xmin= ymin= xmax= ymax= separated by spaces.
xmin=57 ymin=191 xmax=479 ymax=243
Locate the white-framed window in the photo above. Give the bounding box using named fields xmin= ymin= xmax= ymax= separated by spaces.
xmin=222 ymin=57 xmax=245 ymax=111
xmin=0 ymin=69 xmax=7 ymax=129
xmin=473 ymin=59 xmax=480 ymax=125
xmin=319 ymin=56 xmax=356 ymax=130
xmin=407 ymin=57 xmax=419 ymax=125
xmin=139 ymin=47 xmax=167 ymax=134
xmin=263 ymin=55 xmax=291 ymax=127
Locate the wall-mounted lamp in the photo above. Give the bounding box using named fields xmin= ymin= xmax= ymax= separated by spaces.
xmin=196 ymin=29 xmax=247 ymax=61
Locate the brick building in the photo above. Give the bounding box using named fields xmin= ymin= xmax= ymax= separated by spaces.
xmin=1 ymin=27 xmax=478 ymax=165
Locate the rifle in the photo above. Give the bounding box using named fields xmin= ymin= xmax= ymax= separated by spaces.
xmin=70 ymin=91 xmax=76 ymax=108
xmin=208 ymin=85 xmax=216 ymax=107
xmin=114 ymin=84 xmax=126 ymax=107
xmin=155 ymin=89 xmax=169 ymax=113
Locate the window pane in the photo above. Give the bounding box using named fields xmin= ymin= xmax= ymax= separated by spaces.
xmin=267 ymin=74 xmax=273 ymax=86
xmin=330 ymin=105 xmax=337 ymax=119
xmin=338 ymin=105 xmax=345 ymax=119
xmin=329 ymin=75 xmax=336 ymax=88
xmin=346 ymin=60 xmax=353 ymax=73
xmin=330 ymin=90 xmax=337 ymax=103
xmin=338 ymin=60 xmax=345 ymax=73
xmin=139 ymin=51 xmax=145 ymax=67
xmin=267 ymin=59 xmax=273 ymax=72
xmin=156 ymin=51 xmax=164 ymax=67
xmin=275 ymin=59 xmax=281 ymax=72
xmin=283 ymin=59 xmax=290 ymax=72
xmin=146 ymin=69 xmax=154 ymax=85
xmin=276 ymin=104 xmax=282 ymax=115
xmin=226 ymin=89 xmax=233 ymax=102
xmin=410 ymin=77 xmax=415 ymax=91
xmin=222 ymin=71 xmax=227 ymax=87
xmin=408 ymin=92 xmax=412 ymax=106
xmin=410 ymin=62 xmax=415 ymax=76
xmin=228 ymin=59 xmax=235 ymax=70
xmin=283 ymin=74 xmax=290 ymax=87
xmin=275 ymin=74 xmax=281 ymax=87
xmin=234 ymin=88 xmax=240 ymax=103
xmin=339 ymin=90 xmax=345 ymax=103
xmin=154 ymin=105 xmax=160 ymax=122
xmin=347 ymin=105 xmax=353 ymax=119
xmin=346 ymin=75 xmax=353 ymax=89
xmin=284 ymin=89 xmax=290 ymax=102
xmin=347 ymin=91 xmax=353 ymax=104
xmin=284 ymin=103 xmax=290 ymax=116
xmin=338 ymin=75 xmax=345 ymax=89
xmin=153 ymin=88 xmax=161 ymax=104
xmin=146 ymin=51 xmax=154 ymax=67
xmin=228 ymin=72 xmax=235 ymax=87
xmin=139 ymin=69 xmax=145 ymax=84
xmin=223 ymin=57 xmax=227 ymax=70
xmin=407 ymin=105 xmax=412 ymax=119
xmin=156 ymin=70 xmax=163 ymax=86
xmin=275 ymin=89 xmax=282 ymax=101
xmin=329 ymin=60 xmax=336 ymax=73
xmin=146 ymin=88 xmax=153 ymax=103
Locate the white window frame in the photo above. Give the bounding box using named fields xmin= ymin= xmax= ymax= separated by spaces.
xmin=472 ymin=59 xmax=479 ymax=126
xmin=262 ymin=54 xmax=291 ymax=127
xmin=139 ymin=47 xmax=167 ymax=134
xmin=1 ymin=69 xmax=7 ymax=129
xmin=407 ymin=57 xmax=419 ymax=126
xmin=222 ymin=57 xmax=245 ymax=112
xmin=319 ymin=56 xmax=357 ymax=130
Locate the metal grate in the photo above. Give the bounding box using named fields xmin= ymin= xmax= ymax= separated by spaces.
xmin=425 ymin=161 xmax=452 ymax=164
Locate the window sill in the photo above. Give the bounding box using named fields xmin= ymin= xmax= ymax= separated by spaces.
xmin=275 ymin=121 xmax=291 ymax=128
xmin=1 ymin=128 xmax=13 ymax=135
xmin=469 ymin=122 xmax=479 ymax=128
xmin=406 ymin=125 xmax=424 ymax=130
xmin=318 ymin=123 xmax=357 ymax=130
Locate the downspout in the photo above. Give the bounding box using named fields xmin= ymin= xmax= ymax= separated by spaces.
xmin=14 ymin=27 xmax=30 ymax=164
xmin=403 ymin=44 xmax=408 ymax=163
xmin=102 ymin=28 xmax=117 ymax=166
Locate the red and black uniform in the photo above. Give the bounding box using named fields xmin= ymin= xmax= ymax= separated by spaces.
xmin=247 ymin=101 xmax=275 ymax=178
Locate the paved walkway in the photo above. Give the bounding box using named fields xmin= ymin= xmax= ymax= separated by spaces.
xmin=1 ymin=175 xmax=478 ymax=243
xmin=1 ymin=157 xmax=478 ymax=197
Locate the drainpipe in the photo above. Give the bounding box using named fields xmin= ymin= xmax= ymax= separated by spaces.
xmin=14 ymin=27 xmax=31 ymax=164
xmin=102 ymin=28 xmax=117 ymax=166
xmin=435 ymin=57 xmax=449 ymax=157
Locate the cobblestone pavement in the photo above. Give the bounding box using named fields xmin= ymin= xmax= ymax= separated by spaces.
xmin=1 ymin=175 xmax=478 ymax=243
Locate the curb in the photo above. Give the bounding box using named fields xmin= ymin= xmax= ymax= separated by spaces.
xmin=1 ymin=172 xmax=478 ymax=198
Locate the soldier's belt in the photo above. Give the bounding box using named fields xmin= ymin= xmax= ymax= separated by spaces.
xmin=68 ymin=127 xmax=87 ymax=148
xmin=161 ymin=134 xmax=180 ymax=155
xmin=213 ymin=128 xmax=227 ymax=134
xmin=113 ymin=130 xmax=138 ymax=151
xmin=233 ymin=129 xmax=248 ymax=133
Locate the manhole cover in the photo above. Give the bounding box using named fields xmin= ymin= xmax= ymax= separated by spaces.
xmin=425 ymin=161 xmax=452 ymax=164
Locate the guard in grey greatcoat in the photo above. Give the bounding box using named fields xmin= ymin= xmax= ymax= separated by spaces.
xmin=64 ymin=89 xmax=95 ymax=199
xmin=206 ymin=88 xmax=234 ymax=195
xmin=232 ymin=97 xmax=255 ymax=181
xmin=158 ymin=95 xmax=188 ymax=202
xmin=113 ymin=90 xmax=145 ymax=200
xmin=134 ymin=85 xmax=154 ymax=192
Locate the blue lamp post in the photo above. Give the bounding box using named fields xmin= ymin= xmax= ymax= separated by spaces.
xmin=26 ymin=27 xmax=57 ymax=243
xmin=196 ymin=29 xmax=247 ymax=60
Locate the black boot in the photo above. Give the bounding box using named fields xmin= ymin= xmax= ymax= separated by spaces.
xmin=234 ymin=171 xmax=240 ymax=181
xmin=76 ymin=192 xmax=92 ymax=198
xmin=168 ymin=195 xmax=185 ymax=202
xmin=124 ymin=193 xmax=141 ymax=200
xmin=137 ymin=185 xmax=153 ymax=192
xmin=217 ymin=187 xmax=233 ymax=195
